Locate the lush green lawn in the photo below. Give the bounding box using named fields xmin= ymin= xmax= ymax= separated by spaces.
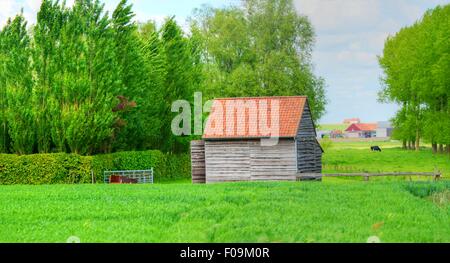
xmin=324 ymin=139 xmax=407 ymax=149
xmin=322 ymin=140 xmax=450 ymax=178
xmin=318 ymin=123 xmax=349 ymax=131
xmin=0 ymin=181 xmax=448 ymax=243
xmin=0 ymin=139 xmax=448 ymax=243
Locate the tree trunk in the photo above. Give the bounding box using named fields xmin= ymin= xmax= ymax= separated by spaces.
xmin=407 ymin=141 xmax=412 ymax=150
xmin=415 ymin=130 xmax=420 ymax=151
xmin=439 ymin=144 xmax=444 ymax=154
xmin=432 ymin=143 xmax=438 ymax=154
xmin=447 ymin=145 xmax=450 ymax=155
xmin=402 ymin=140 xmax=407 ymax=150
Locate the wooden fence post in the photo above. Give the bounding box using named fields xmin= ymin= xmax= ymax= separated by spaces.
xmin=434 ymin=170 xmax=441 ymax=181
xmin=364 ymin=173 xmax=369 ymax=181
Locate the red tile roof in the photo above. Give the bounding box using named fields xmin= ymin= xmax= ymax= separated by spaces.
xmin=203 ymin=96 xmax=307 ymax=139
xmin=345 ymin=123 xmax=378 ymax=132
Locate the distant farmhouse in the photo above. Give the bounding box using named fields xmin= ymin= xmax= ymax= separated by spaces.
xmin=317 ymin=119 xmax=393 ymax=139
xmin=376 ymin=121 xmax=393 ymax=138
xmin=345 ymin=123 xmax=377 ymax=138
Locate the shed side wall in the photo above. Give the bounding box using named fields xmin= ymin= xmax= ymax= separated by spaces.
xmin=204 ymin=140 xmax=251 ymax=183
xmin=204 ymin=139 xmax=297 ymax=183
xmin=250 ymin=139 xmax=297 ymax=181
xmin=191 ymin=140 xmax=206 ymax=184
xmin=296 ymin=103 xmax=322 ymax=173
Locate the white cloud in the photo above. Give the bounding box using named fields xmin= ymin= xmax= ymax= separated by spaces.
xmin=25 ymin=0 xmax=41 ymax=12
xmin=336 ymin=50 xmax=377 ymax=66
xmin=0 ymin=0 xmax=147 ymax=27
xmin=0 ymin=0 xmax=18 ymax=27
xmin=294 ymin=0 xmax=381 ymax=33
xmin=292 ymin=0 xmax=444 ymax=123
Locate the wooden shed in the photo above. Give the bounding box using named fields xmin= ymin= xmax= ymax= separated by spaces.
xmin=191 ymin=96 xmax=323 ymax=183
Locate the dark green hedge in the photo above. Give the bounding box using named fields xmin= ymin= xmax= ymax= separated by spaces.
xmin=0 ymin=150 xmax=191 ymax=185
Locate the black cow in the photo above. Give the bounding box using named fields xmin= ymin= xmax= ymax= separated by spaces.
xmin=371 ymin=146 xmax=382 ymax=152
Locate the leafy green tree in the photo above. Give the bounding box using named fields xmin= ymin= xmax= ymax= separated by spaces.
xmin=191 ymin=0 xmax=326 ymax=121
xmin=159 ymin=18 xmax=198 ymax=153
xmin=111 ymin=0 xmax=163 ymax=151
xmin=32 ymin=0 xmax=66 ymax=153
xmin=379 ymin=4 xmax=450 ymax=152
xmin=63 ymin=0 xmax=119 ymax=154
xmin=0 ymin=13 xmax=35 ymax=154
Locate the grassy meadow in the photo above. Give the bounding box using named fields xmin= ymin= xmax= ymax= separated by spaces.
xmin=0 ymin=139 xmax=448 ymax=243
xmin=318 ymin=123 xmax=349 ymax=131
xmin=322 ymin=139 xmax=450 ymax=179
xmin=0 ymin=181 xmax=448 ymax=243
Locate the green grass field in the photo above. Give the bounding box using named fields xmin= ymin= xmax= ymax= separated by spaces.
xmin=318 ymin=123 xmax=349 ymax=131
xmin=0 ymin=181 xmax=448 ymax=243
xmin=0 ymin=140 xmax=449 ymax=243
xmin=322 ymin=140 xmax=450 ymax=178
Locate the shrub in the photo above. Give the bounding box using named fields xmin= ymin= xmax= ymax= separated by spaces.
xmin=0 ymin=150 xmax=191 ymax=185
xmin=164 ymin=153 xmax=191 ymax=181
xmin=0 ymin=153 xmax=92 ymax=185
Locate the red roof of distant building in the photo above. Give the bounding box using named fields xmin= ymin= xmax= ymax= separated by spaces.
xmin=203 ymin=96 xmax=307 ymax=139
xmin=345 ymin=123 xmax=377 ymax=132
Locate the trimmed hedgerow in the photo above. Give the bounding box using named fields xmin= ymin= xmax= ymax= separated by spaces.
xmin=0 ymin=151 xmax=190 ymax=185
xmin=0 ymin=153 xmax=92 ymax=185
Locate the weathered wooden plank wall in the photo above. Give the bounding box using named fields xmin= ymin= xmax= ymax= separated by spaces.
xmin=314 ymin=141 xmax=322 ymax=172
xmin=190 ymin=140 xmax=206 ymax=184
xmin=204 ymin=140 xmax=251 ymax=183
xmin=296 ymin=103 xmax=316 ymax=138
xmin=204 ymin=139 xmax=297 ymax=183
xmin=250 ymin=139 xmax=297 ymax=181
xmin=296 ymin=102 xmax=322 ymax=173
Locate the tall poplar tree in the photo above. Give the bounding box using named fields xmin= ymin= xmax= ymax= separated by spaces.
xmin=111 ymin=0 xmax=163 ymax=151
xmin=2 ymin=14 xmax=35 ymax=154
xmin=160 ymin=18 xmax=198 ymax=153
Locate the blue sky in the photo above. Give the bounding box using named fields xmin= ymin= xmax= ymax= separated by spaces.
xmin=1 ymin=0 xmax=449 ymax=123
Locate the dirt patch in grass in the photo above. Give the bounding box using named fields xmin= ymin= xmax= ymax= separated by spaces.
xmin=427 ymin=190 xmax=450 ymax=207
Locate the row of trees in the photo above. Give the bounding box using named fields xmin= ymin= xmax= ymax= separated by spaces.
xmin=0 ymin=0 xmax=326 ymax=155
xmin=379 ymin=4 xmax=450 ymax=153
xmin=0 ymin=0 xmax=200 ymax=154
